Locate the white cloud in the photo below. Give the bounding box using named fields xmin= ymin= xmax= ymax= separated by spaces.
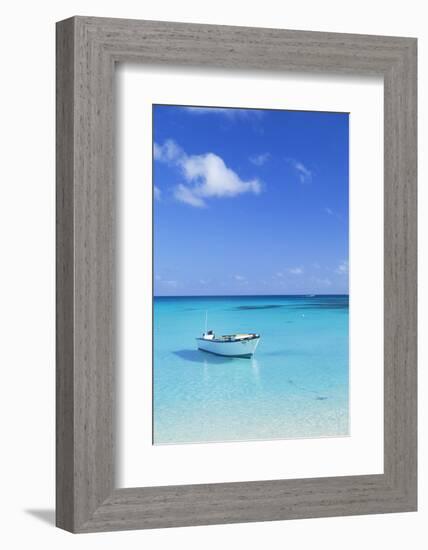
xmin=183 ymin=107 xmax=232 ymax=116
xmin=234 ymin=274 xmax=247 ymax=281
xmin=249 ymin=152 xmax=270 ymax=166
xmin=182 ymin=106 xmax=263 ymax=120
xmin=155 ymin=275 xmax=178 ymax=288
xmin=153 ymin=139 xmax=182 ymax=163
xmin=287 ymin=267 xmax=304 ymax=275
xmin=324 ymin=207 xmax=343 ymax=221
xmin=182 ymin=153 xmax=261 ymax=198
xmin=154 ymin=186 xmax=161 ymax=201
xmin=174 ymin=184 xmax=206 ymax=208
xmin=154 ymin=140 xmax=262 ymax=207
xmin=313 ymin=277 xmax=332 ymax=287
xmin=287 ymin=158 xmax=313 ymax=184
xmin=335 ymin=260 xmax=349 ymax=275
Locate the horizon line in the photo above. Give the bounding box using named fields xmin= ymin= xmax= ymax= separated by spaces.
xmin=154 ymin=293 xmax=349 ymax=298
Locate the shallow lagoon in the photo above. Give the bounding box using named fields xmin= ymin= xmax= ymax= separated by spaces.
xmin=153 ymin=295 xmax=349 ymax=445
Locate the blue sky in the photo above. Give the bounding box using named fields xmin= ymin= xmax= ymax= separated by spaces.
xmin=153 ymin=105 xmax=348 ymax=296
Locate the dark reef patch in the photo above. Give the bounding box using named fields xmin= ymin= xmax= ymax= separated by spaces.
xmin=230 ymin=298 xmax=348 ymax=312
xmin=288 ymin=301 xmax=348 ymax=311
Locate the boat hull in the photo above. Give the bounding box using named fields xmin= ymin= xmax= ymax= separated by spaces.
xmin=196 ymin=336 xmax=260 ymax=357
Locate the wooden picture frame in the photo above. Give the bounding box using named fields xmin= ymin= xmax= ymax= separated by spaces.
xmin=56 ymin=16 xmax=417 ymax=533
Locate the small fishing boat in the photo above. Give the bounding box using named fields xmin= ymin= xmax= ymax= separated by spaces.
xmin=197 ymin=331 xmax=261 ymax=357
xmin=196 ymin=312 xmax=260 ymax=357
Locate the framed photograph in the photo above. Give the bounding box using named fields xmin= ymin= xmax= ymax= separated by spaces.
xmin=56 ymin=17 xmax=417 ymax=532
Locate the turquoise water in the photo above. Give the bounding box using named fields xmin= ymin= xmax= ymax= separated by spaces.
xmin=153 ymin=295 xmax=349 ymax=445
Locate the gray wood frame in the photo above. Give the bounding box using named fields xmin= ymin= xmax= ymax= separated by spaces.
xmin=56 ymin=16 xmax=417 ymax=533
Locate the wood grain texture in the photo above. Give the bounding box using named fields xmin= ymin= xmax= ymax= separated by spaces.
xmin=56 ymin=18 xmax=75 ymax=531
xmin=56 ymin=16 xmax=417 ymax=533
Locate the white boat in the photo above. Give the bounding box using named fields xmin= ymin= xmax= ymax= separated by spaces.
xmin=197 ymin=330 xmax=260 ymax=357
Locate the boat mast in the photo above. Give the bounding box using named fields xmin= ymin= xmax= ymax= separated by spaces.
xmin=205 ymin=311 xmax=208 ymax=333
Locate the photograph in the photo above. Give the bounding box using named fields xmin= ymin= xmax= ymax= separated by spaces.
xmin=152 ymin=104 xmax=350 ymax=445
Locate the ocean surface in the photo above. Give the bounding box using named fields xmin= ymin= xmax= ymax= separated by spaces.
xmin=153 ymin=295 xmax=349 ymax=445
